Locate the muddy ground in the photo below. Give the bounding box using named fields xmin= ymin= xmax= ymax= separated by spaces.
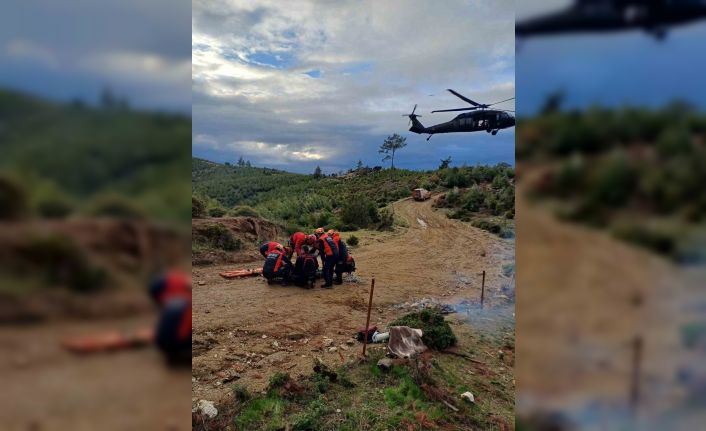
xmin=192 ymin=198 xmax=515 ymax=404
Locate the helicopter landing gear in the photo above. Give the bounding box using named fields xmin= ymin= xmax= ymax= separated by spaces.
xmin=426 ymin=134 xmax=434 ymax=141
xmin=491 ymin=129 xmax=498 ymax=136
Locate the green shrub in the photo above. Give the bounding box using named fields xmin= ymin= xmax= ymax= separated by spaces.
xmin=377 ymin=208 xmax=394 ymax=231
xmin=230 ymin=205 xmax=260 ymax=218
xmin=36 ymin=195 xmax=74 ymax=219
xmin=208 ymin=207 xmax=226 ymax=217
xmin=471 ymin=219 xmax=502 ymax=235
xmin=340 ymin=195 xmax=379 ymax=229
xmin=347 ymin=235 xmax=359 ymax=246
xmin=0 ymin=175 xmax=29 ymax=220
xmin=192 ymin=196 xmax=206 ymax=218
xmin=390 ymin=309 xmax=457 ymax=350
xmin=88 ymin=194 xmax=145 ymax=219
xmin=196 ymin=223 xmax=241 ymax=251
xmin=18 ymin=235 xmax=107 ymax=293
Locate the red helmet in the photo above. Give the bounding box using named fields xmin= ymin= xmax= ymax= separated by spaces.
xmin=306 ymin=234 xmax=317 ymax=245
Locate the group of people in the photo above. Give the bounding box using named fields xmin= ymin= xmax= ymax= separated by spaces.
xmin=259 ymin=228 xmax=355 ymax=289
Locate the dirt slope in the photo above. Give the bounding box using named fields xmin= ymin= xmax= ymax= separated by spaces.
xmin=192 ymin=197 xmax=515 ymax=402
xmin=515 ymin=186 xmax=691 ymax=423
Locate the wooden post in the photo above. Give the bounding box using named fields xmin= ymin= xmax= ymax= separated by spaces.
xmin=362 ymin=277 xmax=376 ymax=357
xmin=629 ymin=335 xmax=643 ymax=422
xmin=480 ymin=270 xmax=486 ymax=310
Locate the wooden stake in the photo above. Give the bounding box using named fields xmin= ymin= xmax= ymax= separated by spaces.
xmin=480 ymin=270 xmax=486 ymax=310
xmin=629 ymin=335 xmax=643 ymax=422
xmin=362 ymin=277 xmax=375 ymax=357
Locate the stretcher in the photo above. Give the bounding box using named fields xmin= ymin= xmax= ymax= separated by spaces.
xmin=62 ymin=327 xmax=154 ymax=354
xmin=218 ymin=268 xmax=263 ymax=279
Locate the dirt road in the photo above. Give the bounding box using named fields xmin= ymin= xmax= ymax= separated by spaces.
xmin=0 ymin=314 xmax=191 ymax=431
xmin=192 ymin=197 xmax=515 ymax=402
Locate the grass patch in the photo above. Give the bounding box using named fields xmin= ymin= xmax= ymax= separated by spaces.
xmin=390 ymin=309 xmax=458 ymax=350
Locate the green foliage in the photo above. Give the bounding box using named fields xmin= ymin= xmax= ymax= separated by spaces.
xmin=230 ymin=205 xmax=260 ymax=218
xmin=232 ymin=384 xmax=251 ymax=402
xmin=347 ymin=235 xmax=359 ymax=246
xmin=194 ymin=223 xmax=241 ymax=251
xmin=313 ymin=165 xmax=322 ymax=179
xmin=379 ymin=133 xmax=407 ymax=169
xmin=0 ymin=174 xmax=30 ymax=220
xmin=0 ymin=89 xmax=191 ymax=224
xmin=340 ymin=195 xmax=379 ymax=229
xmin=87 ymin=193 xmax=146 ymax=219
xmin=192 ymin=196 xmax=205 ymax=218
xmin=207 ymin=206 xmax=226 ymax=218
xmin=377 ymin=208 xmax=394 ymax=231
xmin=390 ymin=309 xmax=457 ymax=350
xmin=472 ymin=219 xmax=502 ymax=235
xmin=17 ymin=235 xmax=107 ymax=293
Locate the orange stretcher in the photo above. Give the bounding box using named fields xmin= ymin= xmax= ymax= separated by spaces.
xmin=62 ymin=327 xmax=154 ymax=354
xmin=218 ymin=268 xmax=263 ymax=279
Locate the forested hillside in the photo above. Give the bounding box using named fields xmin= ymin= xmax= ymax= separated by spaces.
xmin=192 ymin=157 xmax=515 ymax=236
xmin=0 ymin=89 xmax=191 ymax=223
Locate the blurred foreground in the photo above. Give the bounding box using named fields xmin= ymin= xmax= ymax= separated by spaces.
xmin=516 ymin=105 xmax=706 ymax=430
xmin=0 ymin=88 xmax=191 ymax=430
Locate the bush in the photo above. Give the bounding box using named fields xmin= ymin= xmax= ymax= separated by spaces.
xmin=230 ymin=205 xmax=260 ymax=218
xmin=390 ymin=309 xmax=457 ymax=350
xmin=196 ymin=223 xmax=242 ymax=251
xmin=88 ymin=194 xmax=145 ymax=220
xmin=463 ymin=185 xmax=485 ymax=212
xmin=18 ymin=235 xmax=107 ymax=293
xmin=0 ymin=175 xmax=29 ymax=220
xmin=36 ymin=195 xmax=74 ymax=219
xmin=471 ymin=219 xmax=502 ymax=235
xmin=192 ymin=196 xmax=206 ymax=218
xmin=208 ymin=207 xmax=226 ymax=217
xmin=347 ymin=235 xmax=359 ymax=246
xmin=377 ymin=208 xmax=394 ymax=231
xmin=340 ymin=195 xmax=379 ymax=229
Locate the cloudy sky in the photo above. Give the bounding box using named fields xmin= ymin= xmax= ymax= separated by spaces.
xmin=517 ymin=0 xmax=706 ymax=114
xmin=0 ymin=0 xmax=191 ymax=112
xmin=193 ymin=0 xmax=515 ymax=173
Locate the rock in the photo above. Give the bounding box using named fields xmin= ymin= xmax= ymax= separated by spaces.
xmin=346 ymin=339 xmax=355 ymax=345
xmin=195 ymin=400 xmax=218 ymax=419
xmin=197 ymin=281 xmax=206 ymax=286
xmin=262 ymin=334 xmax=268 ymax=339
xmin=328 ymin=347 xmax=338 ymax=353
xmin=461 ymin=392 xmax=475 ymax=404
xmin=336 ymin=409 xmax=341 ymax=413
xmin=287 ymin=333 xmax=306 ymax=340
xmin=272 ymin=341 xmax=280 ymax=348
xmin=377 ymin=358 xmax=393 ymax=372
xmin=323 ymin=338 xmax=334 ymax=348
xmin=340 ymin=345 xmax=349 ymax=351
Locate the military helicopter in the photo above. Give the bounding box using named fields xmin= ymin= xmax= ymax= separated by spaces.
xmin=405 ymin=89 xmax=515 ymax=141
xmin=517 ymin=0 xmax=706 ymax=40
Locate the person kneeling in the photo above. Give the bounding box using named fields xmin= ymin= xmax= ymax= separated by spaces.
xmin=293 ymin=245 xmax=319 ymax=288
xmin=262 ymin=245 xmax=292 ymax=285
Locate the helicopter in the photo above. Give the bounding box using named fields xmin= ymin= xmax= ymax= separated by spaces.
xmin=516 ymin=0 xmax=706 ymax=40
xmin=405 ymin=89 xmax=515 ymax=141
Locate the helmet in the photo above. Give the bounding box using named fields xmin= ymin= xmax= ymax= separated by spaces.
xmin=315 ymin=227 xmax=324 ymax=235
xmin=275 ymin=244 xmax=284 ymax=252
xmin=306 ymin=234 xmax=317 ymax=244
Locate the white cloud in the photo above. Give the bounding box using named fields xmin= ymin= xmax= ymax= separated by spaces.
xmin=192 ymin=0 xmax=515 ymax=171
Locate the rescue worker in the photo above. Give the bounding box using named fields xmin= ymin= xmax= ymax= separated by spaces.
xmin=262 ymin=244 xmax=293 ymax=284
xmin=148 ymin=270 xmax=191 ymax=366
xmin=315 ymin=227 xmax=338 ymax=288
xmin=292 ymin=245 xmax=319 ymax=288
xmin=328 ymin=229 xmax=349 ymax=285
xmin=259 ymin=240 xmax=283 ymax=258
xmin=288 ymin=231 xmax=308 ymax=256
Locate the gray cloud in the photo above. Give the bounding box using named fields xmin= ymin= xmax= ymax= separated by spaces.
xmin=193 ymin=0 xmax=515 ymax=172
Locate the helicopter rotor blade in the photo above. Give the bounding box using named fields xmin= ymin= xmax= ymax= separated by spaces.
xmin=447 ymin=89 xmax=481 ymax=106
xmin=487 ymin=97 xmax=515 ymax=107
xmin=431 ymin=107 xmax=477 ymax=113
xmin=412 ymin=104 xmax=417 ymax=115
